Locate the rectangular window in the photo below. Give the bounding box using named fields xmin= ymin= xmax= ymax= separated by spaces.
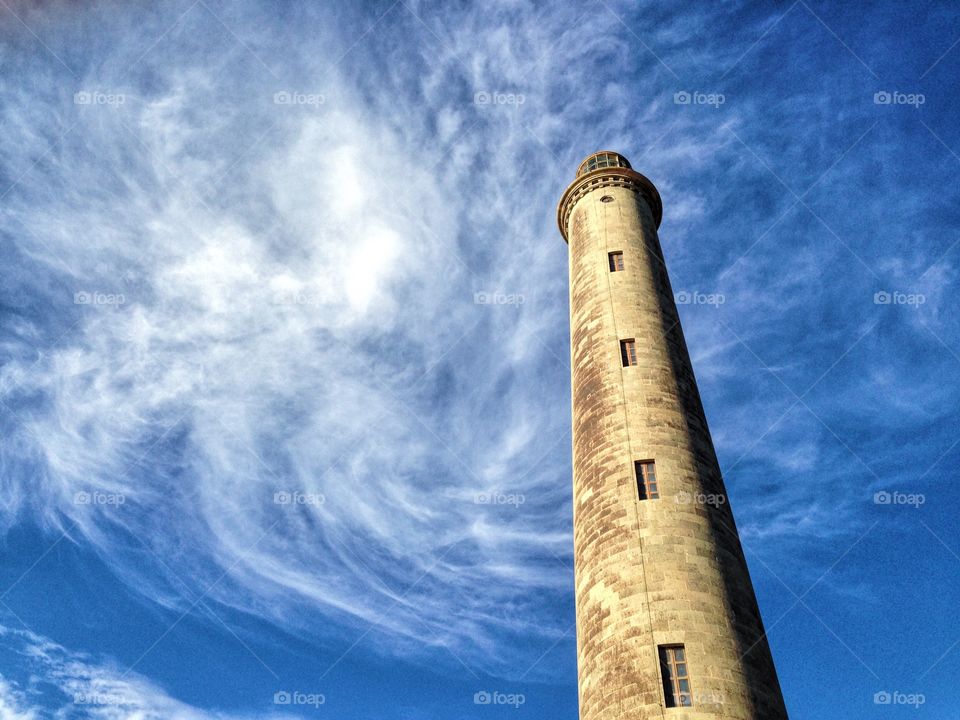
xmin=620 ymin=339 xmax=637 ymax=367
xmin=635 ymin=461 xmax=658 ymax=500
xmin=659 ymin=645 xmax=692 ymax=707
xmin=608 ymin=251 xmax=624 ymax=272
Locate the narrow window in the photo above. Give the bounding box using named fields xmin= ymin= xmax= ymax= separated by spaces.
xmin=620 ymin=339 xmax=637 ymax=367
xmin=608 ymin=251 xmax=624 ymax=272
xmin=659 ymin=645 xmax=692 ymax=707
xmin=635 ymin=460 xmax=659 ymax=500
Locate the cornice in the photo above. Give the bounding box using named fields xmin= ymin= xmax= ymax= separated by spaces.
xmin=557 ymin=168 xmax=663 ymax=242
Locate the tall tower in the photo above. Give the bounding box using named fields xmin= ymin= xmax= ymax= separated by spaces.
xmin=558 ymin=151 xmax=788 ymax=719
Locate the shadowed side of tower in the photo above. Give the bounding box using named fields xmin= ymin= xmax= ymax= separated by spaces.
xmin=558 ymin=152 xmax=788 ymax=720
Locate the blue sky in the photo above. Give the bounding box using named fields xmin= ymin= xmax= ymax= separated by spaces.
xmin=1 ymin=0 xmax=959 ymax=717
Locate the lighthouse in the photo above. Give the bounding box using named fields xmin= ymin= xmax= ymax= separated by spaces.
xmin=558 ymin=151 xmax=788 ymax=719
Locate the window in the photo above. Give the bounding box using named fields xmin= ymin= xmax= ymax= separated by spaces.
xmin=635 ymin=460 xmax=659 ymax=500
xmin=620 ymin=339 xmax=637 ymax=367
xmin=577 ymin=152 xmax=631 ymax=176
xmin=608 ymin=251 xmax=624 ymax=272
xmin=659 ymin=645 xmax=692 ymax=707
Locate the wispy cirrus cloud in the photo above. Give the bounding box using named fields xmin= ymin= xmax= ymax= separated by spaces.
xmin=2 ymin=0 xmax=700 ymax=681
xmin=2 ymin=1 xmax=960 ymax=717
xmin=0 ymin=624 xmax=294 ymax=719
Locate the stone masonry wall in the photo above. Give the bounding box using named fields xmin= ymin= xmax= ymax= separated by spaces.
xmin=566 ymin=181 xmax=789 ymax=720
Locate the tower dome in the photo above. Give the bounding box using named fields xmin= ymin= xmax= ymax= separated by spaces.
xmin=575 ymin=150 xmax=632 ymax=177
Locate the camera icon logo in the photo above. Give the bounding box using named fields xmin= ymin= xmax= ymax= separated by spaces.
xmin=474 ymin=691 xmax=492 ymax=705
xmin=273 ymin=691 xmax=291 ymax=705
xmin=274 ymin=491 xmax=291 ymax=505
xmin=874 ymin=91 xmax=892 ymax=105
xmin=873 ymin=291 xmax=891 ymax=304
xmin=474 ymin=91 xmax=490 ymax=105
xmin=674 ymin=91 xmax=691 ymax=105
xmin=74 ymin=491 xmax=91 ymax=505
xmin=874 ymin=691 xmax=892 ymax=704
xmin=873 ymin=491 xmax=891 ymax=505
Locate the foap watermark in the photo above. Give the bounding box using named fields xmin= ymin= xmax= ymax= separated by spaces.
xmin=474 ymin=291 xmax=525 ymax=306
xmin=74 ymin=692 xmax=128 ymax=706
xmin=675 ymin=290 xmax=725 ymax=307
xmin=873 ymin=491 xmax=924 ymax=508
xmin=74 ymin=90 xmax=125 ymax=106
xmin=74 ymin=291 xmax=125 ymax=306
xmin=474 ymin=690 xmax=526 ymax=708
xmin=273 ymin=690 xmax=325 ymax=708
xmin=474 ymin=91 xmax=526 ymax=106
xmin=873 ymin=91 xmax=925 ymax=108
xmin=475 ymin=491 xmax=525 ymax=508
xmin=675 ymin=490 xmax=726 ymax=507
xmin=688 ymin=691 xmax=725 ymax=707
xmin=874 ymin=690 xmax=925 ymax=708
xmin=874 ymin=290 xmax=925 ymax=307
xmin=674 ymin=90 xmax=725 ymax=108
xmin=74 ymin=491 xmax=125 ymax=506
xmin=273 ymin=91 xmax=325 ymax=107
xmin=274 ymin=491 xmax=325 ymax=507
xmin=271 ymin=291 xmax=325 ymax=307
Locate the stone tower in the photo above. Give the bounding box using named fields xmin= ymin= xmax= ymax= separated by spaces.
xmin=557 ymin=151 xmax=788 ymax=719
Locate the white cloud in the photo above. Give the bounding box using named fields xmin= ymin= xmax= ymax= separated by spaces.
xmin=0 ymin=678 xmax=38 ymax=720
xmin=0 ymin=625 xmax=290 ymax=719
xmin=2 ymin=0 xmax=647 ymax=680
